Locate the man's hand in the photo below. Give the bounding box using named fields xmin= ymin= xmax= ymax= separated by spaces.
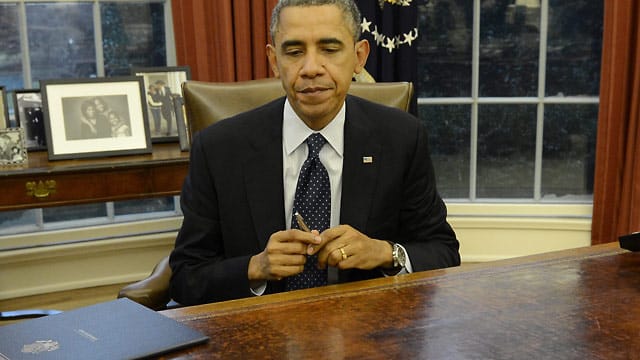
xmin=314 ymin=225 xmax=394 ymax=270
xmin=248 ymin=229 xmax=322 ymax=281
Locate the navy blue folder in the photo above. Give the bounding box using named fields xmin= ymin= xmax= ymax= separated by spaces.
xmin=0 ymin=298 xmax=208 ymax=359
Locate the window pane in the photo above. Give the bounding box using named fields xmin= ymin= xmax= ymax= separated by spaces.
xmin=114 ymin=197 xmax=175 ymax=216
xmin=419 ymin=104 xmax=470 ymax=198
xmin=0 ymin=209 xmax=39 ymax=236
xmin=42 ymin=203 xmax=107 ymax=223
xmin=0 ymin=4 xmax=23 ymax=91
xmin=542 ymin=104 xmax=597 ymax=200
xmin=479 ymin=2 xmax=540 ymax=97
xmin=546 ymin=0 xmax=603 ymax=96
xmin=477 ymin=104 xmax=536 ymax=198
xmin=27 ymin=3 xmax=96 ymax=85
xmin=101 ymin=3 xmax=167 ymax=76
xmin=417 ymin=0 xmax=473 ymax=97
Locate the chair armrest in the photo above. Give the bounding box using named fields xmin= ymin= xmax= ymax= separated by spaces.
xmin=118 ymin=255 xmax=172 ymax=310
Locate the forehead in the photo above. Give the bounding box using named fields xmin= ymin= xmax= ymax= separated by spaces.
xmin=275 ymin=5 xmax=353 ymax=45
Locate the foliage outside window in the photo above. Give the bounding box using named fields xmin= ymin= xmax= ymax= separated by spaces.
xmin=416 ymin=0 xmax=602 ymax=202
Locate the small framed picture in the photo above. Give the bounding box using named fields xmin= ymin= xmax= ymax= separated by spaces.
xmin=173 ymin=95 xmax=190 ymax=151
xmin=0 ymin=86 xmax=10 ymax=128
xmin=0 ymin=128 xmax=28 ymax=167
xmin=13 ymin=89 xmax=47 ymax=151
xmin=41 ymin=77 xmax=152 ymax=161
xmin=131 ymin=66 xmax=191 ymax=143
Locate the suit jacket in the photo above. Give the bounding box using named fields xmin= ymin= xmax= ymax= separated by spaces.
xmin=170 ymin=95 xmax=460 ymax=305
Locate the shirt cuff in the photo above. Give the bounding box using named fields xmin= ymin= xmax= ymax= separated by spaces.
xmin=250 ymin=281 xmax=267 ymax=296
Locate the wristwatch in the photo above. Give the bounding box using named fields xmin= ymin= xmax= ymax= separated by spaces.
xmin=391 ymin=243 xmax=407 ymax=269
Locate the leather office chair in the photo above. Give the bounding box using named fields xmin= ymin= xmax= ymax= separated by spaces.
xmin=118 ymin=78 xmax=414 ymax=310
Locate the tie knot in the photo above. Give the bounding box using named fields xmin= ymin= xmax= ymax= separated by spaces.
xmin=306 ymin=133 xmax=327 ymax=158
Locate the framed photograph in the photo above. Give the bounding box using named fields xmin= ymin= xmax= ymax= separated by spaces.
xmin=0 ymin=86 xmax=9 ymax=128
xmin=0 ymin=128 xmax=28 ymax=167
xmin=173 ymin=95 xmax=190 ymax=151
xmin=131 ymin=66 xmax=191 ymax=143
xmin=13 ymin=89 xmax=47 ymax=151
xmin=41 ymin=77 xmax=152 ymax=161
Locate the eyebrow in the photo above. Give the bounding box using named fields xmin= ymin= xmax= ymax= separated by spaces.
xmin=280 ymin=37 xmax=345 ymax=49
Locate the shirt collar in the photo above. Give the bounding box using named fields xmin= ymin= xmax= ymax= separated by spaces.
xmin=282 ymin=98 xmax=345 ymax=157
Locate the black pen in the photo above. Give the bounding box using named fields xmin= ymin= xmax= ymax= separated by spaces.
xmin=294 ymin=212 xmax=311 ymax=232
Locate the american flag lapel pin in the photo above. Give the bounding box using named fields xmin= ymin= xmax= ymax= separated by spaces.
xmin=362 ymin=156 xmax=373 ymax=164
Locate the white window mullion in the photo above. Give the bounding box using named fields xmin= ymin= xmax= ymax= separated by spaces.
xmin=93 ymin=0 xmax=105 ymax=77
xmin=469 ymin=0 xmax=481 ymax=201
xmin=534 ymin=0 xmax=550 ymax=201
xmin=165 ymin=0 xmax=177 ymax=66
xmin=106 ymin=202 xmax=115 ymax=221
xmin=18 ymin=1 xmax=32 ymax=88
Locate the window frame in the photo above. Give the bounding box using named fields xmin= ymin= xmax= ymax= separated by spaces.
xmin=417 ymin=0 xmax=599 ymax=202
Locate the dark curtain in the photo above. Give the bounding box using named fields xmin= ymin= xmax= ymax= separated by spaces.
xmin=591 ymin=0 xmax=640 ymax=244
xmin=171 ymin=0 xmax=278 ymax=82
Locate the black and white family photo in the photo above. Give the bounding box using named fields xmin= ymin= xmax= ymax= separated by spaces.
xmin=0 ymin=128 xmax=27 ymax=166
xmin=62 ymin=95 xmax=132 ymax=140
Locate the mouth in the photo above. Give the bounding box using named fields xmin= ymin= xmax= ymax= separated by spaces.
xmin=297 ymin=85 xmax=331 ymax=95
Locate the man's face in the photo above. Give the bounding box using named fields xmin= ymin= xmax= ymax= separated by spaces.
xmin=267 ymin=5 xmax=369 ymax=130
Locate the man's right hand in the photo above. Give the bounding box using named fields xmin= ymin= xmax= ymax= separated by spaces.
xmin=248 ymin=229 xmax=322 ymax=281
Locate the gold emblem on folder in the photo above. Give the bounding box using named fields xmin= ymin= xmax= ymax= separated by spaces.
xmin=362 ymin=156 xmax=373 ymax=164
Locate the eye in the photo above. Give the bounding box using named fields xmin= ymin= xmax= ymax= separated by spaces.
xmin=322 ymin=47 xmax=340 ymax=54
xmin=284 ymin=48 xmax=304 ymax=57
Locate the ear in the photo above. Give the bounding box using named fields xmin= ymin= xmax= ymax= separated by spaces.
xmin=353 ymin=39 xmax=370 ymax=75
xmin=266 ymin=44 xmax=280 ymax=78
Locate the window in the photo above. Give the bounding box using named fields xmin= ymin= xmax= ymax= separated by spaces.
xmin=416 ymin=0 xmax=602 ymax=202
xmin=0 ymin=0 xmax=178 ymax=239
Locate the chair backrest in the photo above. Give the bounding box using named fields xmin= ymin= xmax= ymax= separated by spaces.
xmin=182 ymin=78 xmax=414 ymax=135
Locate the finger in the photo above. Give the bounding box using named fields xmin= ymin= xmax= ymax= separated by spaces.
xmin=318 ymin=244 xmax=346 ymax=268
xmin=283 ymin=229 xmax=322 ymax=245
xmin=269 ymin=264 xmax=306 ymax=280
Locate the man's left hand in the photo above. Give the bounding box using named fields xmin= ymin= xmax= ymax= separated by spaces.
xmin=313 ymin=225 xmax=393 ymax=270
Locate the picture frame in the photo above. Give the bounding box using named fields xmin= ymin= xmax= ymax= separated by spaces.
xmin=0 ymin=127 xmax=28 ymax=167
xmin=13 ymin=89 xmax=47 ymax=151
xmin=0 ymin=86 xmax=9 ymax=128
xmin=131 ymin=66 xmax=191 ymax=143
xmin=173 ymin=95 xmax=190 ymax=151
xmin=41 ymin=77 xmax=152 ymax=161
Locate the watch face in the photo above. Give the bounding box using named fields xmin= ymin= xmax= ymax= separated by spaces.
xmin=394 ymin=244 xmax=407 ymax=267
xmin=397 ymin=246 xmax=407 ymax=266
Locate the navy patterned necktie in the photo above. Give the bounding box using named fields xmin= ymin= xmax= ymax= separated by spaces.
xmin=286 ymin=133 xmax=330 ymax=290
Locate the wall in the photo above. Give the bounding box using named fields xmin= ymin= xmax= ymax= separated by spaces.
xmin=0 ymin=204 xmax=592 ymax=300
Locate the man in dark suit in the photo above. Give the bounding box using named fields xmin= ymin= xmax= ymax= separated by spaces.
xmin=153 ymin=79 xmax=174 ymax=136
xmin=170 ymin=0 xmax=460 ymax=306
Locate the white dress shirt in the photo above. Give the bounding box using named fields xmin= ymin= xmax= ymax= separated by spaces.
xmin=282 ymin=99 xmax=344 ymax=230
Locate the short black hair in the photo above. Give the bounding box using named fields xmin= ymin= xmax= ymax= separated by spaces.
xmin=269 ymin=0 xmax=362 ymax=43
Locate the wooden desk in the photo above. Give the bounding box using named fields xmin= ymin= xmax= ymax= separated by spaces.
xmin=161 ymin=243 xmax=640 ymax=359
xmin=0 ymin=143 xmax=189 ymax=211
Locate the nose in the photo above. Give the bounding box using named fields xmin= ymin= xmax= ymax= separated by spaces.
xmin=299 ymin=51 xmax=324 ymax=78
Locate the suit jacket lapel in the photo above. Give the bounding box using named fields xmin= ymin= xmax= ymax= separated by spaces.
xmin=340 ymin=96 xmax=381 ymax=231
xmin=243 ymin=100 xmax=286 ymax=250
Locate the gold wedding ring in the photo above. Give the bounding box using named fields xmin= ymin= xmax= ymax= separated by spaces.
xmin=339 ymin=247 xmax=348 ymax=260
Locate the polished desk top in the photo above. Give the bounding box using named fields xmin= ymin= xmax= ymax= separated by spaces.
xmin=161 ymin=242 xmax=640 ymax=359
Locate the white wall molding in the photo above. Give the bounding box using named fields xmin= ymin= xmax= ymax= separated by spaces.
xmin=0 ymin=203 xmax=593 ymax=300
